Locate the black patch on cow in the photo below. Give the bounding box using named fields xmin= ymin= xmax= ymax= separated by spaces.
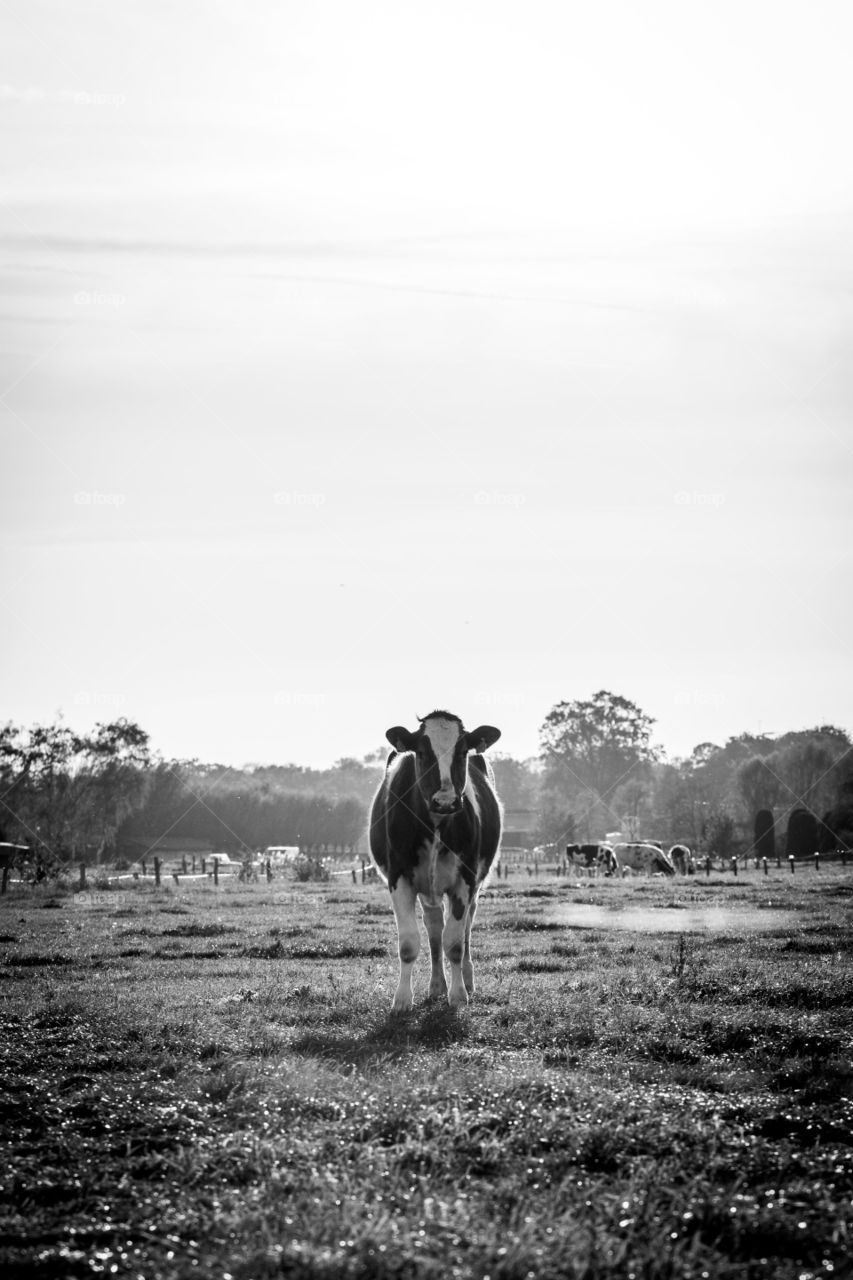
xmin=450 ymin=894 xmax=466 ymax=921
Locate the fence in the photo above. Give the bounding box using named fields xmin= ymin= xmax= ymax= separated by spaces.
xmin=3 ymin=845 xmax=849 ymax=896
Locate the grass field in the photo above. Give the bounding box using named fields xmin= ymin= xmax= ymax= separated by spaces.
xmin=1 ymin=866 xmax=852 ymax=1279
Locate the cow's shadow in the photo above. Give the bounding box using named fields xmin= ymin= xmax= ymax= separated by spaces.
xmin=289 ymin=1000 xmax=469 ymax=1065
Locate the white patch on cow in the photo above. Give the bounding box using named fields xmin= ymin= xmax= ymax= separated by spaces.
xmin=464 ymin=771 xmax=481 ymax=821
xmin=421 ymin=715 xmax=463 ymax=802
xmin=390 ymin=878 xmax=420 ymax=1012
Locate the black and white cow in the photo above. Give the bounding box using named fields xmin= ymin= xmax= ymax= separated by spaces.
xmin=669 ymin=844 xmax=695 ymax=875
xmin=611 ymin=842 xmax=676 ymax=876
xmin=565 ymin=843 xmax=612 ymax=876
xmin=369 ymin=711 xmax=502 ymax=1012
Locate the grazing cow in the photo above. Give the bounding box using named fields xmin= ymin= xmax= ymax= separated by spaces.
xmin=566 ymin=843 xmax=614 ymax=876
xmin=369 ymin=710 xmax=502 ymax=1012
xmin=611 ymin=842 xmax=676 ymax=877
xmin=669 ymin=844 xmax=695 ymax=875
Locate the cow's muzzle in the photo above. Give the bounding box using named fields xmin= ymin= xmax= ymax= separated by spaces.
xmin=430 ymin=797 xmax=462 ymax=816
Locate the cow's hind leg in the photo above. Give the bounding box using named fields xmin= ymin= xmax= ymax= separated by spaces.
xmin=462 ymin=892 xmax=479 ymax=995
xmin=444 ymin=883 xmax=472 ymax=1008
xmin=421 ymin=900 xmax=448 ymax=1001
xmin=389 ymin=879 xmax=420 ymax=1013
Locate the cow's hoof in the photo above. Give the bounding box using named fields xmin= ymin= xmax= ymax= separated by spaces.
xmin=391 ymin=994 xmax=413 ymax=1014
xmin=447 ymin=988 xmax=469 ymax=1009
xmin=428 ymin=982 xmax=449 ymax=1002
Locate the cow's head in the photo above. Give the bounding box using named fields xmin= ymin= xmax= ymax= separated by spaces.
xmin=385 ymin=711 xmax=500 ymax=818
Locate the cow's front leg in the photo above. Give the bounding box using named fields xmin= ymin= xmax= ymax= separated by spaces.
xmin=389 ymin=878 xmax=420 ymax=1013
xmin=462 ymin=891 xmax=478 ymax=996
xmin=421 ymin=900 xmax=447 ymax=1001
xmin=444 ymin=883 xmax=472 ymax=1008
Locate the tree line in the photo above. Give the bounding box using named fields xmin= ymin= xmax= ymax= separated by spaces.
xmin=2 ymin=695 xmax=851 ymax=873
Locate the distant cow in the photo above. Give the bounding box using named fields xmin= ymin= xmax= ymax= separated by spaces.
xmin=369 ymin=710 xmax=502 ymax=1012
xmin=566 ymin=843 xmax=614 ymax=876
xmin=611 ymin=842 xmax=676 ymax=877
xmin=669 ymin=844 xmax=695 ymax=875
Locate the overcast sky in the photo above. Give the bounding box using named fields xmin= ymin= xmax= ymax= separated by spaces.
xmin=2 ymin=1 xmax=851 ymax=767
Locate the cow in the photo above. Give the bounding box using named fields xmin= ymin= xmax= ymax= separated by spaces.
xmin=369 ymin=710 xmax=502 ymax=1012
xmin=610 ymin=842 xmax=676 ymax=877
xmin=669 ymin=843 xmax=695 ymax=875
xmin=565 ymin=843 xmax=614 ymax=876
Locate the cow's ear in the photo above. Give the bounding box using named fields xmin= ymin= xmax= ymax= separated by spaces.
xmin=386 ymin=725 xmax=418 ymax=752
xmin=465 ymin=724 xmax=501 ymax=753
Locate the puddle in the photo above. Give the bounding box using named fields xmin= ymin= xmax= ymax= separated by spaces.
xmin=544 ymin=904 xmax=797 ymax=933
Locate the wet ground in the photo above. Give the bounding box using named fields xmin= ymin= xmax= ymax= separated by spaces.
xmin=545 ymin=903 xmax=798 ymax=933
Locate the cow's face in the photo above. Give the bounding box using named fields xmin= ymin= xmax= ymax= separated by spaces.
xmin=385 ymin=714 xmax=501 ymax=818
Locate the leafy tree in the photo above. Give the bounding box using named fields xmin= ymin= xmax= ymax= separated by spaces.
xmin=534 ymin=790 xmax=575 ymax=847
xmin=775 ymin=740 xmax=843 ymax=814
xmin=737 ymin=755 xmax=784 ymax=816
xmin=539 ymin=691 xmax=658 ymax=817
xmin=610 ymin=777 xmax=653 ymax=840
xmin=79 ymin=720 xmax=151 ymax=861
xmin=489 ymin=754 xmax=539 ymax=812
xmin=786 ymin=808 xmax=819 ymax=859
xmin=704 ymin=809 xmax=737 ymax=861
xmin=753 ymin=809 xmax=776 ymax=862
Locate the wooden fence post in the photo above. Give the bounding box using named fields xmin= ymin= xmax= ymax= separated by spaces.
xmin=361 ymin=859 xmax=366 ymax=884
xmin=182 ymin=856 xmax=188 ymax=874
xmin=154 ymin=857 xmax=161 ymax=887
xmin=1 ymin=865 xmax=9 ymax=895
xmin=79 ymin=862 xmax=87 ymax=890
xmin=266 ymin=860 xmax=272 ymax=883
xmin=141 ymin=859 xmax=147 ymax=877
xmin=172 ymin=872 xmax=179 ymax=886
xmin=213 ymin=857 xmax=219 ymax=887
xmin=762 ymin=857 xmax=768 ymax=876
xmin=705 ymin=857 xmax=711 ymax=877
xmin=201 ymin=857 xmax=206 ymax=874
xmin=731 ymin=856 xmax=738 ymax=877
xmin=813 ymin=852 xmax=820 ymax=872
xmin=788 ymin=854 xmax=795 ymax=874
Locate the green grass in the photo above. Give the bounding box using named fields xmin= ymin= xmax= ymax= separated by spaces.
xmin=1 ymin=870 xmax=852 ymax=1278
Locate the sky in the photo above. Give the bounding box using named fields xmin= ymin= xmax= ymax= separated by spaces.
xmin=1 ymin=0 xmax=852 ymax=768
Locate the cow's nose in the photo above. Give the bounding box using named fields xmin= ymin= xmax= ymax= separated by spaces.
xmin=431 ymin=796 xmax=461 ymax=815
